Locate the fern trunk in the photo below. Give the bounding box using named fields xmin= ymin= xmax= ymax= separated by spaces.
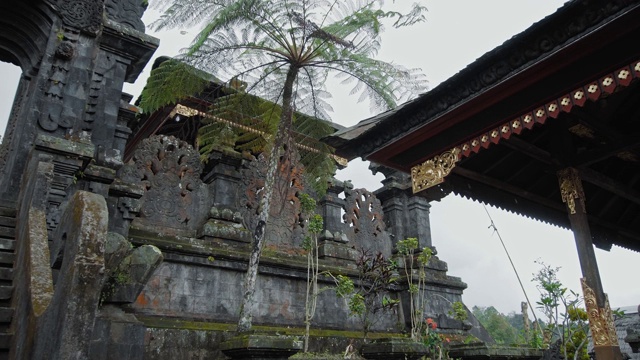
xmin=236 ymin=65 xmax=299 ymax=333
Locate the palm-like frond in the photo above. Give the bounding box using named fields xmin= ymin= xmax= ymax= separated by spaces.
xmin=146 ymin=0 xmax=429 ymax=334
xmin=138 ymin=59 xmax=212 ymax=114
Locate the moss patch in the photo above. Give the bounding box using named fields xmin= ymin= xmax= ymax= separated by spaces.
xmin=137 ymin=315 xmax=407 ymax=340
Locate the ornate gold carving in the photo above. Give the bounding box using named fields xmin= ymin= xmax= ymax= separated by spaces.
xmin=411 ymin=147 xmax=460 ymax=193
xmin=171 ymin=104 xmax=348 ymax=166
xmin=580 ymin=278 xmax=619 ymax=347
xmin=557 ymin=168 xmax=585 ymax=214
xmin=174 ymin=104 xmax=199 ymax=117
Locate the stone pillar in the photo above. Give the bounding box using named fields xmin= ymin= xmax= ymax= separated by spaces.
xmin=318 ymin=179 xmax=355 ymax=261
xmin=406 ymin=196 xmax=433 ymax=248
xmin=374 ymin=166 xmax=433 ymax=250
xmin=319 ymin=179 xmax=347 ymax=241
xmin=557 ymin=168 xmax=622 ymax=360
xmin=202 ymin=149 xmax=244 ymax=211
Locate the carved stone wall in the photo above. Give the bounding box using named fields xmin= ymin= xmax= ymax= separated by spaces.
xmin=238 ymin=152 xmax=307 ymax=248
xmin=105 ymin=0 xmax=147 ymax=32
xmin=0 ymin=1 xmax=159 ymax=358
xmin=343 ymin=187 xmax=392 ymax=256
xmin=120 ymin=136 xmax=211 ymax=236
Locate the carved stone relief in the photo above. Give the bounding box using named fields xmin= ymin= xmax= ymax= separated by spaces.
xmin=104 ymin=0 xmax=147 ymax=32
xmin=119 ymin=136 xmax=211 ymax=234
xmin=38 ymin=31 xmax=81 ymax=132
xmin=238 ymin=151 xmax=306 ymax=247
xmin=58 ymin=0 xmax=104 ymax=35
xmin=343 ymin=187 xmax=392 ymax=256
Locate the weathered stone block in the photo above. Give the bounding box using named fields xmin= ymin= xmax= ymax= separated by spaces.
xmin=220 ymin=333 xmax=302 ymax=360
xmin=33 ymin=191 xmax=109 ymax=360
xmin=318 ymin=241 xmax=357 ymax=261
xmin=361 ymin=338 xmax=429 ymax=360
xmin=106 ymin=245 xmax=163 ymax=303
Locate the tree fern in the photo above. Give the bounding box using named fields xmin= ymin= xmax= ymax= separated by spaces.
xmin=147 ymin=0 xmax=428 ymax=334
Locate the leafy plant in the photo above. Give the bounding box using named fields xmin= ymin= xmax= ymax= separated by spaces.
xmin=533 ymin=260 xmax=590 ymax=360
xmin=299 ymin=193 xmax=324 ymax=352
xmin=332 ymin=249 xmax=399 ymax=339
xmin=423 ymin=318 xmax=451 ymax=360
xmin=145 ymin=0 xmax=427 ymax=334
xmin=396 ymin=237 xmax=432 ymax=341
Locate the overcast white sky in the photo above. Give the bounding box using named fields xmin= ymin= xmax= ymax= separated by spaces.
xmin=0 ymin=0 xmax=637 ymax=318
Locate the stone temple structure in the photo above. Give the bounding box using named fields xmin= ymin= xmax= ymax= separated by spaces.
xmin=0 ymin=1 xmax=535 ymax=359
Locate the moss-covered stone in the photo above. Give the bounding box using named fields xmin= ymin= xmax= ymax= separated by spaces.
xmin=220 ymin=333 xmax=302 ymax=359
xmin=361 ymin=338 xmax=428 ymax=360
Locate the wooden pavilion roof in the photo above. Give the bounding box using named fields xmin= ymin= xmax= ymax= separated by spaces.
xmin=325 ymin=0 xmax=640 ymax=252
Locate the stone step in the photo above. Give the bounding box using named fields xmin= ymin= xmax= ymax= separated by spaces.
xmin=0 ymin=228 xmax=14 ymax=240
xmin=0 ymin=241 xmax=14 ymax=252
xmin=0 ymin=270 xmax=12 ymax=282
xmin=0 ymin=207 xmax=15 ymax=218
xmin=0 ymin=217 xmax=14 ymax=228
xmin=0 ymin=333 xmax=11 ymax=350
xmin=0 ymin=287 xmax=12 ymax=301
xmin=0 ymin=254 xmax=13 ymax=267
xmin=0 ymin=309 xmax=12 ymax=324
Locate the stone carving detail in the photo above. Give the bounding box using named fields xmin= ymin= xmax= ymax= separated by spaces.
xmin=39 ymin=64 xmax=73 ymax=131
xmin=118 ymin=197 xmax=141 ymax=221
xmin=38 ymin=30 xmax=83 ymax=132
xmin=239 ymin=152 xmax=305 ymax=246
xmin=557 ymin=168 xmax=585 ymax=214
xmin=105 ymin=0 xmax=147 ymax=32
xmin=343 ymin=188 xmax=385 ymax=237
xmin=120 ymin=136 xmax=209 ymax=232
xmin=580 ymin=278 xmax=619 ymax=347
xmin=343 ymin=188 xmax=391 ymax=255
xmin=58 ymin=0 xmax=104 ymax=35
xmin=85 ymin=65 xmax=109 ymax=124
xmin=411 ymin=147 xmax=460 ymax=193
xmin=55 ymin=41 xmax=75 ymax=60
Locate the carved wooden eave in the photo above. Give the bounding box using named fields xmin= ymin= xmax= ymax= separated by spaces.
xmin=327 ymin=1 xmax=640 ymax=166
xmin=411 ymin=147 xmax=460 ymax=193
xmin=330 ymin=0 xmax=640 ymax=253
xmin=410 ymin=59 xmax=640 ymax=193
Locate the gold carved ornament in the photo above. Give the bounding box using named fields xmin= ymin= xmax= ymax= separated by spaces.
xmin=580 ymin=278 xmax=619 ymax=347
xmin=411 ymin=147 xmax=461 ymax=193
xmin=557 ymin=168 xmax=585 ymax=214
xmin=172 ymin=104 xmax=348 ymax=167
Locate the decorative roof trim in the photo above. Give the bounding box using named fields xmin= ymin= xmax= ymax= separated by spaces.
xmin=338 ymin=0 xmax=640 ymax=161
xmin=457 ymin=60 xmax=640 ymax=158
xmin=411 ymin=59 xmax=640 ymax=192
xmin=411 ymin=148 xmax=460 ymax=193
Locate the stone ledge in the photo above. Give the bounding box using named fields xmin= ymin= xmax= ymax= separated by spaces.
xmin=448 ymin=344 xmax=543 ymax=360
xmin=361 ymin=338 xmax=429 ymax=360
xmin=220 ymin=333 xmax=302 ymax=360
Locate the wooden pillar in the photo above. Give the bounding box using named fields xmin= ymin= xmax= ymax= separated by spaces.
xmin=557 ymin=168 xmax=622 ymax=360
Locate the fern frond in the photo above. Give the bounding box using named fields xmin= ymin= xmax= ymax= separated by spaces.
xmin=138 ymin=59 xmax=211 ymax=114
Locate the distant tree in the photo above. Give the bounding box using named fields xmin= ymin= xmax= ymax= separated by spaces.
xmin=472 ymin=306 xmax=523 ymax=345
xmin=144 ymin=0 xmax=427 ymax=334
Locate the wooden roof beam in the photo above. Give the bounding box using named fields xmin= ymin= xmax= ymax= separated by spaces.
xmin=578 ymin=167 xmax=640 ymax=207
xmin=453 ymin=165 xmax=640 ymax=250
xmin=574 ymin=137 xmax=640 ymax=167
xmin=501 ymin=137 xmax=557 ymax=165
xmin=452 ymin=166 xmax=564 ymax=212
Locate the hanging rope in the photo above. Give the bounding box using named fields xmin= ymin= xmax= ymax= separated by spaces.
xmin=482 ymin=204 xmax=545 ymax=340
